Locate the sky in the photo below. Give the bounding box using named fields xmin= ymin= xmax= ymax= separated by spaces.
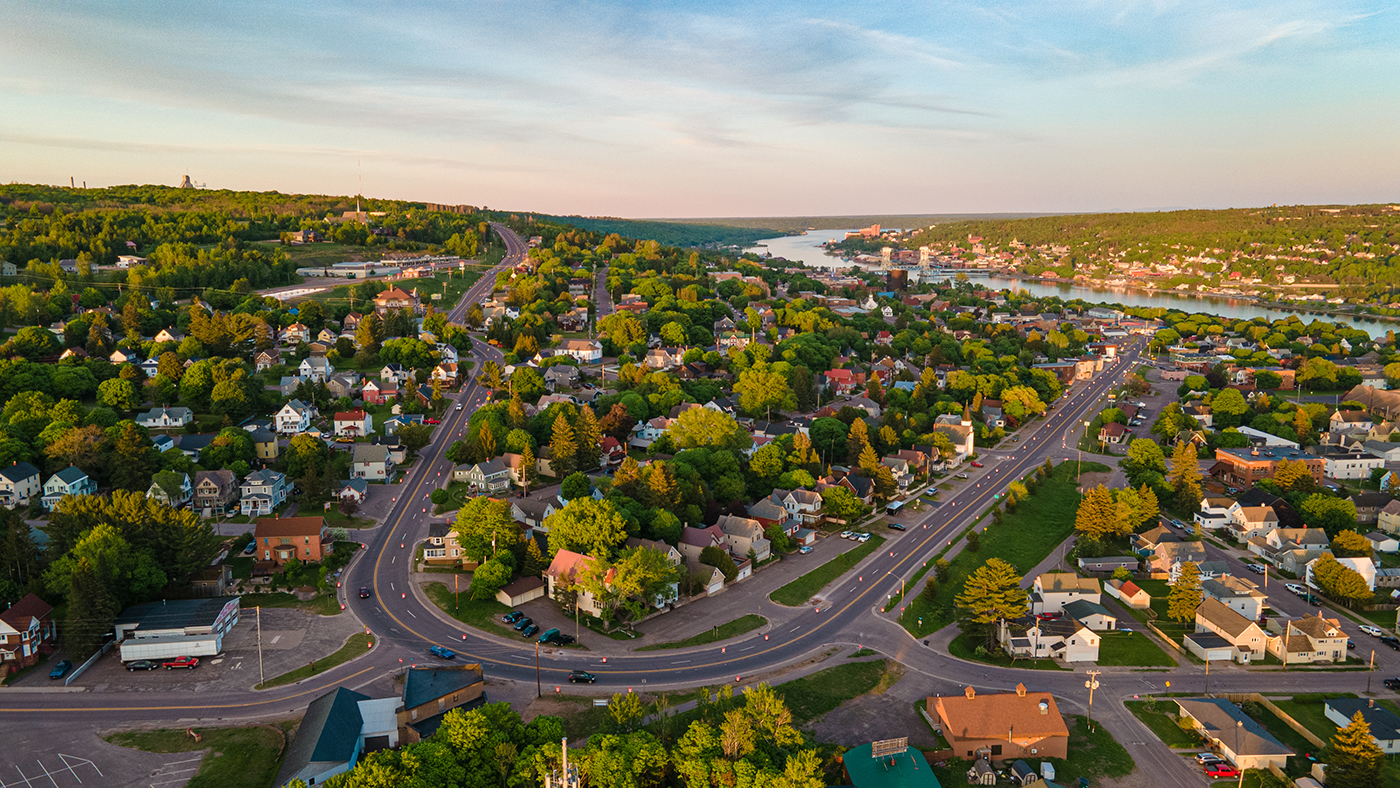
xmin=1 ymin=1 xmax=1397 ymax=218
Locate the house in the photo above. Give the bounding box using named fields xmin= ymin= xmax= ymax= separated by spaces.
xmin=997 ymin=616 xmax=1101 ymax=662
xmin=146 ymin=472 xmax=193 ymax=508
xmin=1267 ymin=613 xmax=1349 ymax=665
xmin=353 ymin=444 xmax=395 ymax=480
xmin=1105 ymin=578 xmax=1151 ymax=609
xmin=1307 ymin=554 xmax=1378 ymax=591
xmin=1147 ymin=541 xmax=1208 ymax=582
xmin=1029 ymin=572 xmax=1100 ymax=615
xmin=299 ymin=356 xmax=333 ymax=383
xmin=0 ymin=594 xmax=56 ymax=672
xmin=495 ymin=576 xmax=546 ymax=608
xmin=1367 ymin=531 xmax=1400 ymax=554
xmin=0 ymin=462 xmax=41 ymax=509
xmin=931 ymin=410 xmax=975 ymax=459
xmin=41 ymin=466 xmax=95 ymax=510
xmin=185 ymin=469 xmax=238 ymax=517
xmin=108 ymin=348 xmax=140 ymax=365
xmin=339 ymin=479 xmax=369 ymax=506
xmin=1229 ymin=505 xmax=1279 ymax=543
xmin=325 ymin=372 xmax=362 ymax=400
xmin=272 ymin=687 xmax=400 ymax=788
xmin=644 ymin=347 xmax=684 ymax=370
xmin=283 ymin=322 xmax=311 ymax=344
xmin=240 ymin=469 xmax=290 ymax=517
xmin=135 ymin=405 xmax=194 ymax=429
xmin=1174 ymin=699 xmax=1293 ymax=770
xmin=1351 ymin=492 xmax=1393 ymax=526
xmin=254 ymin=516 xmax=330 ymax=567
xmin=1192 ymin=597 xmax=1267 ymax=662
xmin=599 ymin=436 xmax=625 ymax=468
xmin=453 ymin=457 xmax=511 ymax=493
xmin=1196 ymin=495 xmax=1235 ymax=532
xmin=1202 ymin=575 xmax=1267 ymax=621
xmin=276 ymin=399 xmax=315 ymax=434
xmin=373 ymin=435 xmax=408 ymax=466
xmin=715 ymin=514 xmax=771 ymax=564
xmin=1325 ymin=699 xmax=1400 ymax=754
xmin=430 ymin=363 xmax=459 ymax=387
xmin=1061 ymin=599 xmax=1117 ymax=631
xmin=372 ymin=286 xmax=421 ymax=316
xmin=334 ymin=410 xmax=373 ymax=438
xmin=677 ymin=524 xmax=728 ymax=566
xmin=362 ymin=379 xmax=398 ymax=405
xmin=543 ymin=365 xmax=578 ymax=391
xmin=254 ymin=350 xmax=277 ymax=372
xmin=249 ymin=426 xmax=279 ymax=461
xmin=422 ymin=523 xmax=464 ymax=567
xmin=543 ymin=550 xmax=604 ymax=617
xmin=511 ymin=495 xmax=558 ymax=531
xmin=1076 ymin=556 xmax=1139 ymax=573
xmin=380 ymin=363 xmax=412 ymax=386
xmin=559 ymin=339 xmax=603 ymax=363
xmin=396 ymin=663 xmax=486 ymax=742
xmin=1098 ymin=422 xmax=1129 ymax=445
xmin=927 ymin=684 xmax=1070 ymax=761
xmin=691 ymin=563 xmax=726 ymax=596
xmin=1318 ymin=448 xmax=1386 ymax=481
xmin=1380 ymin=500 xmax=1400 ymax=535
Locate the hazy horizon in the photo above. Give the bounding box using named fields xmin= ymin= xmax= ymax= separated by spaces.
xmin=3 ymin=1 xmax=1397 ymax=217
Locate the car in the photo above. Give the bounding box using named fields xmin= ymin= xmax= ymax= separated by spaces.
xmin=292 ymin=485 xmax=304 ymax=495
xmin=1246 ymin=564 xmax=1266 ymax=574
xmin=1286 ymin=583 xmax=1308 ymax=596
xmin=1382 ymin=636 xmax=1400 ymax=650
xmin=48 ymin=660 xmax=72 ymax=680
xmin=840 ymin=531 xmax=854 ymax=540
xmin=336 ymin=437 xmax=355 ymax=443
xmin=503 ymin=611 xmax=525 ymax=624
xmin=955 ymin=473 xmax=969 ymax=479
xmin=889 ymin=523 xmax=906 ymax=531
xmin=456 ymin=404 xmax=464 ymax=410
xmin=1205 ymin=765 xmax=1240 ymax=779
xmin=1361 ymin=625 xmax=1384 ymax=637
xmin=856 ymin=533 xmax=871 ymax=543
xmin=163 ymin=656 xmax=199 ymax=670
xmin=1036 ymin=613 xmax=1061 ymax=621
xmin=970 ymin=461 xmax=983 ymax=467
xmin=424 ymin=418 xmax=440 ymax=425
xmin=1384 ymin=678 xmax=1400 ymax=691
xmin=521 ymin=624 xmax=540 ymax=638
xmin=1118 ymin=627 xmax=1134 ymax=634
xmin=1348 ymin=641 xmax=1357 ymax=650
xmin=243 ymin=541 xmax=256 ymax=555
xmin=538 ymin=628 xmax=561 ymax=644
xmin=1195 ymin=753 xmax=1226 ymax=765
xmin=359 ymin=587 xmax=371 ymax=599
xmin=513 ymin=616 xmax=534 ymax=631
xmin=553 ymin=634 xmax=576 ymax=646
xmin=125 ymin=659 xmax=159 ymax=671
xmin=569 ymin=670 xmax=596 ymax=684
xmin=799 ymin=545 xmax=813 ymax=554
xmin=429 ymin=646 xmax=456 ymax=660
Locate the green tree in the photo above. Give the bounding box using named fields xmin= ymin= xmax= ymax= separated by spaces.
xmin=109 ymin=422 xmax=158 ymax=491
xmin=1209 ymin=388 xmax=1249 ymax=428
xmin=561 ymin=472 xmax=592 ymax=501
xmin=820 ymin=486 xmax=867 ymax=522
xmin=518 ymin=444 xmax=539 ymax=493
xmin=733 ymin=362 xmax=795 ymax=418
xmin=97 ymin=378 xmax=139 ymax=410
xmin=64 ymin=556 xmax=117 ymax=659
xmin=1123 ymin=438 xmax=1167 ymax=482
xmin=549 ymin=413 xmax=578 ymax=479
xmin=398 ymin=422 xmax=433 ymax=458
xmin=469 ymin=558 xmax=512 ymax=600
xmin=1311 ymin=554 xmax=1374 ymax=607
xmin=846 ymin=418 xmax=869 ymax=462
xmin=666 ymin=408 xmax=752 ymax=452
xmin=1167 ymin=561 xmax=1203 ymax=622
xmin=1167 ymin=439 xmax=1202 ymax=511
xmin=453 ymin=497 xmax=518 ymax=561
xmin=544 ymin=498 xmax=628 ymax=558
xmin=1326 ymin=711 xmax=1385 ymax=788
xmin=1332 ymin=529 xmax=1373 ymax=559
xmin=699 ymin=545 xmax=738 ymax=582
xmin=954 ymin=557 xmax=1028 ymax=647
xmin=573 ymin=405 xmax=602 ymax=471
xmin=1074 ymin=485 xmax=1117 ymax=542
xmin=1300 ymin=494 xmax=1356 ymax=534
xmin=643 ymin=462 xmax=680 ymax=510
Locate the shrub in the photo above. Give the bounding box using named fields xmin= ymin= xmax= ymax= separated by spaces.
xmin=934 ymin=558 xmax=950 ymax=583
xmin=430 ymin=488 xmax=449 ymax=505
xmin=966 ymin=531 xmax=981 ymax=552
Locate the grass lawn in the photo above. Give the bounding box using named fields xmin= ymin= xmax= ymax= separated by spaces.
xmin=900 ymin=461 xmax=1108 ymax=636
xmin=321 ymin=508 xmax=377 ymax=529
xmin=1126 ymin=699 xmax=1200 ymax=748
xmin=1237 ymin=700 xmax=1320 ymax=763
xmin=255 ymin=633 xmax=374 ymax=689
xmin=550 ymin=693 xmax=616 ymax=740
xmin=241 ymin=591 xmax=343 ymax=617
xmin=434 ymin=480 xmax=473 ymax=515
xmin=946 ymin=630 xmax=1068 ymax=670
xmin=636 ymin=615 xmax=766 ymax=651
xmin=1097 ymin=631 xmax=1176 ymax=667
xmin=778 ymin=659 xmax=893 ymax=726
xmin=769 ymin=536 xmax=885 ymax=606
xmin=1267 ymin=693 xmax=1357 ymax=744
xmin=226 ymin=556 xmax=254 ymax=580
xmin=105 ymin=725 xmax=287 ymax=788
xmin=423 ymin=581 xmax=519 ymax=639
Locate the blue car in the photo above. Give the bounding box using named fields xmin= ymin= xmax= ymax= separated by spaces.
xmin=428 ymin=646 xmax=455 ymax=660
xmin=49 ymin=660 xmax=72 ymax=680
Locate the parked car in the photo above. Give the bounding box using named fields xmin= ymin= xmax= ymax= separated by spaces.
xmin=955 ymin=473 xmax=969 ymax=479
xmin=856 ymin=533 xmax=871 ymax=543
xmin=1205 ymin=765 xmax=1240 ymax=779
xmin=1381 ymin=636 xmax=1400 ymax=651
xmin=840 ymin=531 xmax=854 ymax=540
xmin=1195 ymin=753 xmax=1225 ymax=765
xmin=569 ymin=670 xmax=596 ymax=684
xmin=888 ymin=523 xmax=906 ymax=531
xmin=242 ymin=542 xmax=255 ymax=555
xmin=163 ymin=656 xmax=199 ymax=670
xmin=424 ymin=418 xmax=440 ymax=425
xmin=521 ymin=624 xmax=540 ymax=638
xmin=513 ymin=617 xmax=534 ymax=631
xmin=799 ymin=545 xmax=813 ymax=554
xmin=359 ymin=587 xmax=371 ymax=599
xmin=1383 ymin=678 xmax=1400 ymax=691
xmin=1286 ymin=583 xmax=1308 ymax=596
xmin=970 ymin=461 xmax=983 ymax=468
xmin=125 ymin=660 xmax=159 ymax=671
xmin=1245 ymin=564 xmax=1266 ymax=574
xmin=1360 ymin=625 xmax=1384 ymax=637
xmin=552 ymin=634 xmax=576 ymax=646
xmin=429 ymin=646 xmax=456 ymax=660
xmin=48 ymin=660 xmax=72 ymax=680
xmin=503 ymin=611 xmax=525 ymax=624
xmin=538 ymin=628 xmax=560 ymax=644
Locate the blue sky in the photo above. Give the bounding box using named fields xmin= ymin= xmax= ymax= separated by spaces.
xmin=1 ymin=1 xmax=1396 ymax=217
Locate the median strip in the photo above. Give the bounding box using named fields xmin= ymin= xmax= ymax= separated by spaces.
xmin=770 ymin=536 xmax=886 ymax=606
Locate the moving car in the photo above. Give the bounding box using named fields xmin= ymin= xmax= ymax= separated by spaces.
xmin=970 ymin=461 xmax=983 ymax=468
xmin=359 ymin=587 xmax=371 ymax=599
xmin=49 ymin=660 xmax=72 ymax=680
xmin=1381 ymin=636 xmax=1400 ymax=651
xmin=1360 ymin=625 xmax=1384 ymax=637
xmin=163 ymin=656 xmax=199 ymax=670
xmin=513 ymin=617 xmax=534 ymax=631
xmin=521 ymin=624 xmax=540 ymax=638
xmin=456 ymin=404 xmax=464 ymax=410
xmin=503 ymin=611 xmax=525 ymax=624
xmin=799 ymin=545 xmax=813 ymax=554
xmin=1205 ymin=765 xmax=1240 ymax=779
xmin=125 ymin=659 xmax=159 ymax=671
xmin=569 ymin=670 xmax=596 ymax=684
xmin=429 ymin=646 xmax=456 ymax=660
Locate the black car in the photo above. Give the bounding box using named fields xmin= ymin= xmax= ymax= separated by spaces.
xmin=888 ymin=523 xmax=906 ymax=531
xmin=1381 ymin=636 xmax=1400 ymax=651
xmin=569 ymin=670 xmax=596 ymax=684
xmin=553 ymin=634 xmax=576 ymax=646
xmin=359 ymin=587 xmax=371 ymax=599
xmin=521 ymin=623 xmax=540 ymax=638
xmin=1383 ymin=678 xmax=1400 ymax=691
xmin=125 ymin=659 xmax=159 ymax=671
xmin=513 ymin=617 xmax=533 ymax=631
xmin=503 ymin=611 xmax=524 ymax=624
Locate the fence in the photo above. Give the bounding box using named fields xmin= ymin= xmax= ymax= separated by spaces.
xmin=65 ymin=639 xmax=117 ymax=686
xmin=1219 ymin=692 xmax=1326 ymax=749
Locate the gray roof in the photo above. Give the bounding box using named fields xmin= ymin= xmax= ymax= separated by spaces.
xmin=1175 ymin=698 xmax=1294 ymax=757
xmin=1327 ymin=698 xmax=1400 ymax=741
xmin=274 ymin=687 xmax=368 ymax=788
xmin=402 ymin=665 xmax=483 ymax=711
xmin=1062 ymin=599 xmax=1114 ymax=620
xmin=353 ymin=444 xmax=389 ymax=463
xmin=340 ymin=478 xmax=368 ymax=495
xmin=115 ymin=597 xmax=239 ymax=629
xmin=475 ymin=456 xmax=509 ymax=476
xmin=51 ymin=465 xmax=88 ymax=485
xmin=249 ymin=426 xmax=276 ymax=443
xmin=0 ymin=462 xmax=39 ymax=482
xmin=242 ymin=469 xmax=286 ymax=487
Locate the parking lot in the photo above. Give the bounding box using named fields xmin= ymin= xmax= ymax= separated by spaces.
xmin=0 ymin=723 xmax=193 ymax=788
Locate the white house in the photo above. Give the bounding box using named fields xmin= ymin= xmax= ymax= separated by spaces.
xmin=353 ymin=444 xmax=394 ymax=480
xmin=1029 ymin=572 xmax=1101 ymax=615
xmin=0 ymin=462 xmax=41 ymax=509
xmin=135 ymin=405 xmax=194 ymax=429
xmin=299 ymin=357 xmax=333 ymax=383
xmin=452 ymin=457 xmax=511 ymax=493
xmin=333 ymin=410 xmax=373 ymax=438
xmin=276 ymin=400 xmax=315 ymax=434
xmin=379 ymin=364 xmax=412 ymax=386
xmin=559 ymin=339 xmax=603 ymax=363
xmin=145 ymin=472 xmax=193 ymax=508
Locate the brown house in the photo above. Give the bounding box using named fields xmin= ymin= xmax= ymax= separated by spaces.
xmin=193 ymin=469 xmax=239 ymax=516
xmin=397 ymin=664 xmax=486 ymax=743
xmin=928 ymin=684 xmax=1070 ymax=761
xmin=254 ymin=516 xmax=330 ymax=567
xmin=0 ymin=594 xmax=56 ymax=671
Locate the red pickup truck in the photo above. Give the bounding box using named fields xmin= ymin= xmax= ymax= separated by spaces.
xmin=163 ymin=656 xmax=199 ymax=670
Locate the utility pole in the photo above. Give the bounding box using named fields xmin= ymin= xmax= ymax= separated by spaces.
xmin=1368 ymin=649 xmax=1376 ymax=695
xmin=535 ymin=640 xmax=542 ymax=698
xmin=257 ymin=606 xmax=264 ymax=686
xmin=1084 ymin=670 xmax=1102 ymax=728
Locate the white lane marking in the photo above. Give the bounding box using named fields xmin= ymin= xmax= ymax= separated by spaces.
xmin=740 ymin=646 xmax=754 ymax=652
xmin=407 ymin=609 xmax=417 ymax=618
xmin=270 ymin=635 xmax=281 ymax=644
xmin=789 ymin=626 xmax=801 ymax=633
xmin=671 ymin=660 xmax=691 ymax=665
xmin=34 ymin=760 xmax=57 ymax=788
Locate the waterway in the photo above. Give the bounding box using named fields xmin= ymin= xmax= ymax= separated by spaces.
xmin=745 ymin=231 xmax=1393 ymax=339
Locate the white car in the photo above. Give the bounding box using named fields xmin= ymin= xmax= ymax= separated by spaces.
xmin=840 ymin=531 xmax=854 ymax=540
xmin=1286 ymin=583 xmax=1308 ymax=596
xmin=856 ymin=533 xmax=871 ymax=543
xmin=1361 ymin=625 xmax=1384 ymax=637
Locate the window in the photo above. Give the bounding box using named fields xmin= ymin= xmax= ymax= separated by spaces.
xmin=990 ymin=745 xmax=1002 ymax=756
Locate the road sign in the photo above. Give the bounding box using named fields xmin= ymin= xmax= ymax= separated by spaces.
xmin=870 ymin=737 xmax=908 ymax=759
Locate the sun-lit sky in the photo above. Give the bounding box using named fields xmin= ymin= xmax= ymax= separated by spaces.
xmin=2 ymin=1 xmax=1397 ymax=217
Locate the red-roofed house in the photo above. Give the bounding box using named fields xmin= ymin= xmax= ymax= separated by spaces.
xmin=822 ymin=368 xmax=865 ymax=396
xmin=875 ymin=330 xmax=893 ymax=346
xmin=0 ymin=594 xmax=55 ymax=672
xmin=1107 ymin=579 xmax=1151 ymax=609
xmin=544 ymin=549 xmax=604 ymax=616
xmin=1098 ymin=422 xmax=1129 ymax=445
xmin=362 ymin=380 xmax=397 ymax=405
xmin=599 ymin=437 xmax=626 ymax=468
xmin=333 ymin=410 xmax=373 ymax=438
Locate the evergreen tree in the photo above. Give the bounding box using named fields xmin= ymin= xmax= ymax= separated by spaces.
xmin=1293 ymin=407 xmax=1314 ymax=446
xmin=846 ymin=418 xmax=869 ymax=462
xmin=507 ymin=394 xmax=527 ymax=430
xmin=791 ymin=365 xmax=817 ymax=412
xmin=355 ymin=312 xmax=383 ymax=351
xmin=549 ymin=413 xmax=577 ymax=478
xmin=1167 ymin=561 xmax=1203 ymax=622
xmin=523 ymin=537 xmax=547 ymax=578
xmin=878 ymin=425 xmax=898 ymax=454
xmin=644 ymin=462 xmax=680 ymax=510
xmin=1113 ymin=486 xmax=1141 ymax=537
xmin=1138 ymin=484 xmax=1161 ymax=530
xmin=1327 ymin=711 xmax=1385 ymax=788
xmin=1167 ymin=440 xmax=1203 ymax=512
xmin=65 ymin=556 xmax=116 ymax=659
xmin=574 ymin=406 xmax=602 ymax=471
xmin=789 ymin=432 xmax=818 ymax=474
xmin=518 ymin=445 xmax=539 ymax=493
xmin=477 ymin=424 xmax=497 ymax=459
xmin=857 ymin=443 xmax=882 ymax=477
xmin=1074 ymin=485 xmax=1117 ymax=541
xmin=613 ymin=456 xmax=643 ymax=499
xmin=954 ymin=558 xmax=1028 ymax=648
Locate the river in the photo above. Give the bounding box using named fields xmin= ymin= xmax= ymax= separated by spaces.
xmin=746 ymin=231 xmax=1393 ymax=338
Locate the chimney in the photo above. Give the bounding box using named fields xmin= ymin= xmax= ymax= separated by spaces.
xmin=1015 ymin=683 xmax=1027 ymax=697
xmin=1040 ymin=701 xmax=1049 ymax=714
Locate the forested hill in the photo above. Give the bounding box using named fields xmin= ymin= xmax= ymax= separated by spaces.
xmin=0 ymin=183 xmax=405 ymax=217
xmin=540 ymin=215 xmax=782 ymax=248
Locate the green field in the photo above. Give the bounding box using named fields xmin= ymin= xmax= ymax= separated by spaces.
xmin=769 ymin=537 xmax=886 ymax=606
xmin=779 ymin=659 xmax=893 ymax=725
xmin=1125 ymin=699 xmax=1199 ymax=748
xmin=423 ymin=581 xmax=519 ymax=639
xmin=636 ymin=615 xmax=767 ymax=651
xmin=900 ymin=462 xmax=1108 ymax=636
xmin=1097 ymin=631 xmax=1176 ymax=667
xmin=255 ymin=633 xmax=374 ymax=689
xmin=946 ymin=630 xmax=1068 ymax=670
xmin=106 ymin=725 xmax=288 ymax=788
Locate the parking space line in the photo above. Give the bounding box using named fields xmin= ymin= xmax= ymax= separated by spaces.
xmin=12 ymin=766 xmax=33 ymax=788
xmin=34 ymin=760 xmax=57 ymax=788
